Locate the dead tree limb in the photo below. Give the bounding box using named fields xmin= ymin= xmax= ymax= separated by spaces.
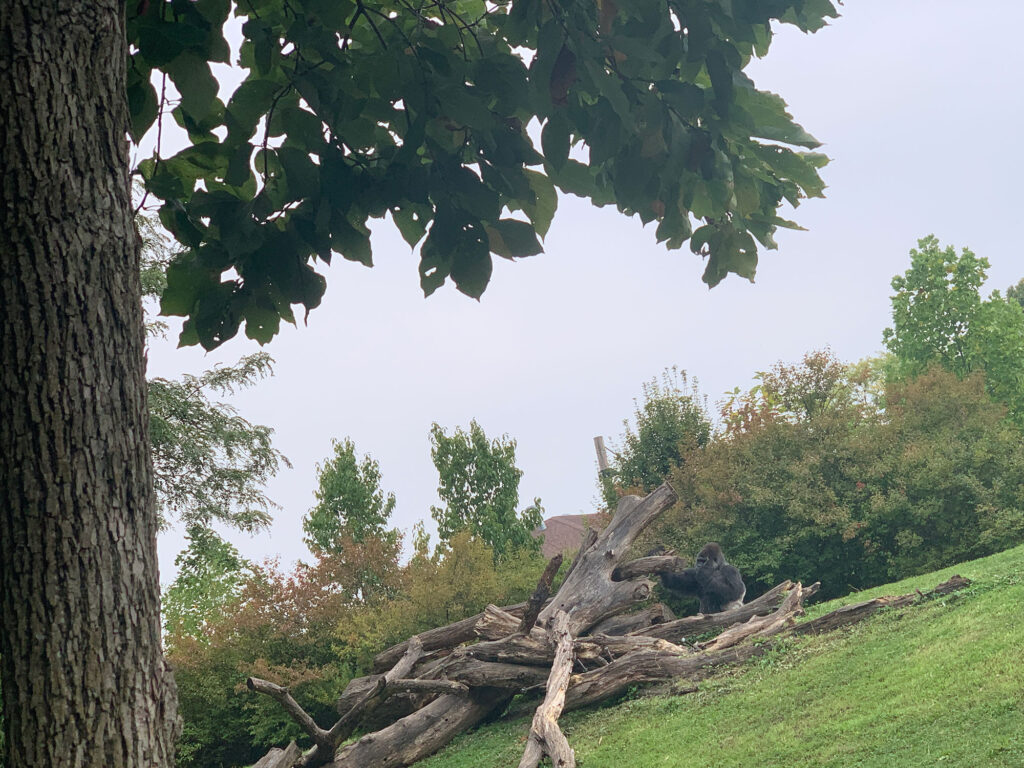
xmin=373 ymin=603 xmax=535 ymax=671
xmin=698 ymin=582 xmax=808 ymax=653
xmin=638 ymin=580 xmax=798 ymax=642
xmin=253 ymin=741 xmax=303 ymax=768
xmin=519 ymin=611 xmax=576 ymax=768
xmin=588 ymin=603 xmax=674 ymax=636
xmin=539 ymin=484 xmax=678 ymax=635
xmin=247 ymin=678 xmax=333 ymax=754
xmin=520 ymin=554 xmax=564 ymax=633
xmin=611 ymin=555 xmax=688 ymax=581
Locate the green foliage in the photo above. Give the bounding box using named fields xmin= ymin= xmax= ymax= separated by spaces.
xmin=430 ymin=420 xmax=542 ymax=561
xmin=167 ymin=528 xmax=543 ymax=766
xmin=127 ymin=0 xmax=835 ymax=350
xmin=303 ymin=438 xmax=398 ymax=555
xmin=660 ymin=352 xmax=1024 ymax=599
xmin=883 ymin=235 xmax=1024 ymax=424
xmin=149 ymin=352 xmax=290 ymax=532
xmin=416 ymin=544 xmax=1024 ymax=768
xmin=168 ymin=535 xmax=402 ymax=767
xmin=1007 ymin=278 xmax=1024 ymax=308
xmin=601 ymin=367 xmax=710 ymax=508
xmin=163 ymin=526 xmax=252 ymax=642
xmin=338 ymin=531 xmax=546 ymax=669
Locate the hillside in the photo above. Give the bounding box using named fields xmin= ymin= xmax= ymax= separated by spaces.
xmin=419 ymin=545 xmax=1024 ymax=768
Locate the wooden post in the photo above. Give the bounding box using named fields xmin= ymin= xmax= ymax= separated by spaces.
xmin=593 ymin=436 xmax=610 ymax=474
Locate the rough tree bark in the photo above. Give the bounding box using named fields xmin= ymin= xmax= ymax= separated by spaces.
xmin=0 ymin=3 xmax=178 ymax=767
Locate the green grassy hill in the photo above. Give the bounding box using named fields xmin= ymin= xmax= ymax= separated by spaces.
xmin=420 ymin=545 xmax=1024 ymax=768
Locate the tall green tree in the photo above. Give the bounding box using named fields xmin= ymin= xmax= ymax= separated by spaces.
xmin=430 ymin=421 xmax=542 ymax=561
xmin=883 ymin=235 xmax=1024 ymax=423
xmin=2 ymin=2 xmax=835 ymax=764
xmin=303 ymin=438 xmax=398 ymax=554
xmin=602 ymin=368 xmax=711 ymax=507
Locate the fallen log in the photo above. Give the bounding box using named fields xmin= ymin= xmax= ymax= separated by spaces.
xmin=519 ymin=611 xmax=576 ymax=768
xmin=588 ymin=603 xmax=675 ymax=636
xmin=698 ymin=582 xmax=808 ymax=653
xmin=611 ymin=555 xmax=689 ymax=581
xmin=637 ymin=580 xmax=818 ymax=643
xmin=373 ymin=602 xmax=535 ymax=671
xmin=329 ymin=689 xmax=511 ymax=768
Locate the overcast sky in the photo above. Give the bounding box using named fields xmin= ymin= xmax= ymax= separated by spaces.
xmin=148 ymin=1 xmax=1024 ymax=584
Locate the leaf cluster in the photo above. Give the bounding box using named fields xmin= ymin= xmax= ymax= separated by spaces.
xmin=149 ymin=352 xmax=291 ymax=531
xmin=127 ymin=0 xmax=835 ymax=349
xmin=430 ymin=419 xmax=543 ymax=561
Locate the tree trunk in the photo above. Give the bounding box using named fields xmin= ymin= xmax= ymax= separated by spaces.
xmin=0 ymin=3 xmax=178 ymax=767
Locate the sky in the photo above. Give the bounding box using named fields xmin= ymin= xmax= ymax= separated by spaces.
xmin=148 ymin=1 xmax=1024 ymax=585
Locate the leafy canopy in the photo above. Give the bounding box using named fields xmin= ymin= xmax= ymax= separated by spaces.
xmin=303 ymin=438 xmax=399 ymax=554
xmin=601 ymin=367 xmax=710 ymax=507
xmin=127 ymin=0 xmax=835 ymax=350
xmin=430 ymin=420 xmax=542 ymax=561
xmin=883 ymin=236 xmax=1024 ymax=424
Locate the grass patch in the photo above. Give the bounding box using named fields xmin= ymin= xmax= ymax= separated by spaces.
xmin=419 ymin=545 xmax=1024 ymax=768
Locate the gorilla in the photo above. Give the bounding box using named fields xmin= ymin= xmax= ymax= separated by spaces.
xmin=660 ymin=543 xmax=746 ymax=614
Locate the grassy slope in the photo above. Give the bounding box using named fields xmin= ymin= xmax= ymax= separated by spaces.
xmin=420 ymin=545 xmax=1024 ymax=768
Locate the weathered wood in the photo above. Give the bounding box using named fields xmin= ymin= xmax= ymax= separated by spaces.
xmin=519 ymin=611 xmax=576 ymax=768
xmin=387 ymin=679 xmax=469 ymax=696
xmin=564 ymin=644 xmax=765 ymax=711
xmin=540 ymin=485 xmax=678 ymax=635
xmin=520 ymin=554 xmax=564 ymax=633
xmin=476 ymin=604 xmax=549 ymax=642
xmin=248 ymin=678 xmax=333 ymax=753
xmin=588 ymin=603 xmax=675 ymax=637
xmin=637 ymin=580 xmax=796 ymax=642
xmin=434 ymin=655 xmax=551 ymax=690
xmin=253 ymin=741 xmax=303 ymax=768
xmin=328 ymin=690 xmax=510 ymax=768
xmin=611 ymin=556 xmax=689 ymax=582
xmin=698 ymin=583 xmax=807 ymax=653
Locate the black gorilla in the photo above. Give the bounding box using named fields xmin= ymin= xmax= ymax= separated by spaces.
xmin=660 ymin=543 xmax=746 ymax=614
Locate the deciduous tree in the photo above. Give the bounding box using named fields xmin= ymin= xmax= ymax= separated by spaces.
xmin=430 ymin=421 xmax=542 ymax=560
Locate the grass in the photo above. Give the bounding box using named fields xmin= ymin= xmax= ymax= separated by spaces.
xmin=418 ymin=545 xmax=1024 ymax=768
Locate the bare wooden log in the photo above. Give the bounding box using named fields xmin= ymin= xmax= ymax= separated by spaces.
xmin=611 ymin=555 xmax=689 ymax=582
xmin=253 ymin=741 xmax=303 ymax=768
xmin=699 ymin=583 xmax=807 ymax=653
xmin=588 ymin=603 xmax=675 ymax=637
xmin=540 ymin=484 xmax=678 ymax=635
xmin=519 ymin=611 xmax=576 ymax=768
xmin=434 ymin=655 xmax=551 ymax=690
xmin=476 ymin=604 xmax=548 ymax=642
xmin=463 ymin=628 xmax=689 ymax=668
xmin=520 ymin=554 xmax=564 ymax=633
xmin=247 ymin=678 xmax=333 ymax=753
xmin=328 ymin=690 xmax=511 ymax=768
xmin=386 ymin=679 xmax=469 ymax=696
xmin=373 ymin=602 xmax=536 ymax=671
xmin=637 ymin=580 xmax=796 ymax=642
xmin=564 ymin=643 xmax=765 ymax=711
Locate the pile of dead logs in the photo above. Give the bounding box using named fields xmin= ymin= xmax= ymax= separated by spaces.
xmin=248 ymin=483 xmax=971 ymax=768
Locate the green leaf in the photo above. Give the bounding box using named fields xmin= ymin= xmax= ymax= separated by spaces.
xmin=393 ymin=205 xmax=430 ymax=249
xmin=522 ymin=170 xmax=557 ymax=238
xmin=127 ymin=77 xmax=159 ymax=144
xmin=166 ymin=52 xmax=220 ymax=123
xmin=541 ymin=114 xmax=570 ymax=170
xmin=451 ymin=244 xmax=493 ymax=299
xmin=485 ymin=219 xmax=543 ymax=259
xmin=225 ymin=79 xmax=280 ymax=141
